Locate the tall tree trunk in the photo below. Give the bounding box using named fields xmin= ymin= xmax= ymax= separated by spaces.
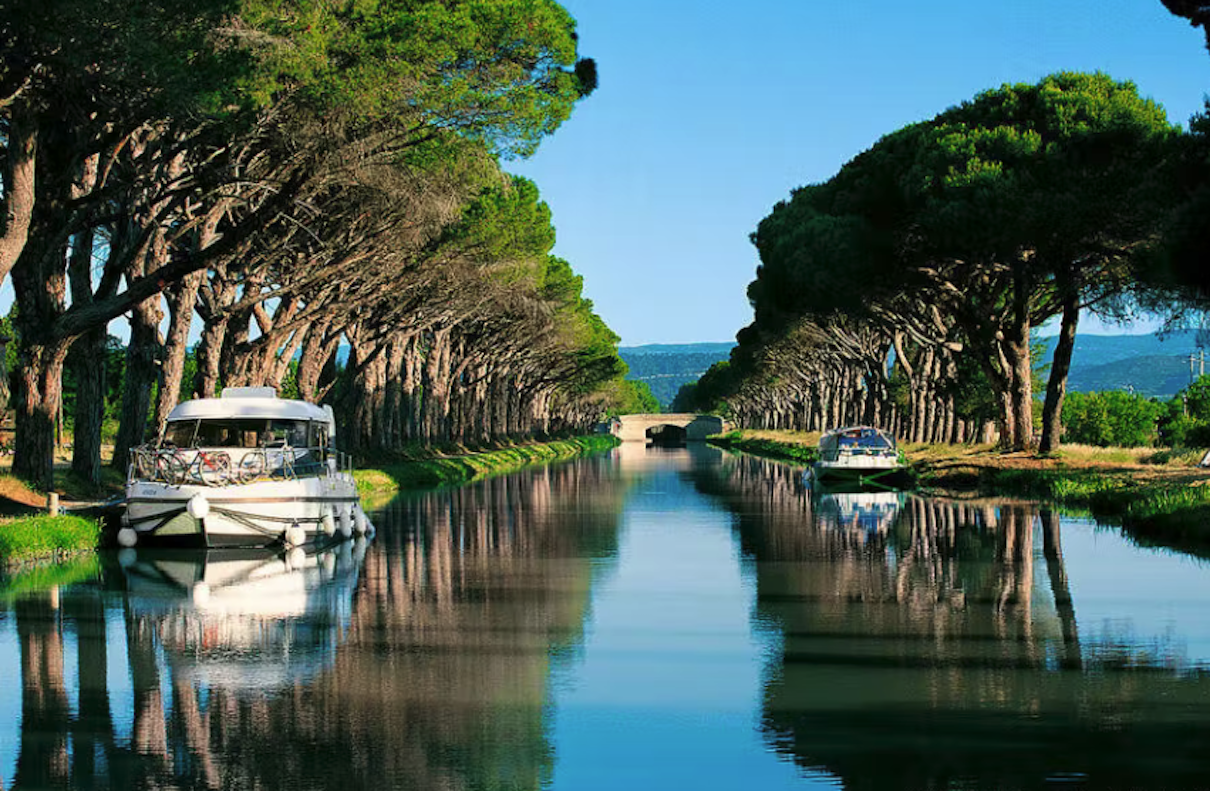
xmin=13 ymin=343 xmax=69 ymax=490
xmin=1038 ymin=292 xmax=1080 ymax=454
xmin=1003 ymin=330 xmax=1034 ymax=452
xmin=297 ymin=317 xmax=341 ymax=403
xmin=192 ymin=274 xmax=236 ymax=398
xmin=11 ymin=230 xmax=67 ymax=490
xmin=68 ymin=229 xmax=106 ymax=484
xmin=0 ymin=104 xmax=38 ymax=284
xmin=111 ymin=293 xmax=163 ymax=471
xmin=152 ymin=269 xmax=203 ymax=436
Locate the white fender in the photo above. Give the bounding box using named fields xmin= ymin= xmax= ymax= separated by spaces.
xmin=186 ymin=494 xmax=210 ymax=520
xmin=285 ymin=525 xmax=307 ymax=548
xmin=117 ymin=528 xmax=138 ymax=548
xmin=338 ymin=504 xmax=353 ymax=539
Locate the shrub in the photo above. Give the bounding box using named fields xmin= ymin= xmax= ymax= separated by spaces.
xmin=1062 ymin=391 xmax=1162 ymax=447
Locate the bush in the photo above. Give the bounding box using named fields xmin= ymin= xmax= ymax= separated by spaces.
xmin=1062 ymin=391 xmax=1162 ymax=447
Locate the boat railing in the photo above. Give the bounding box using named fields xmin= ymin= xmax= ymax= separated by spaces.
xmin=129 ymin=444 xmax=354 ymax=487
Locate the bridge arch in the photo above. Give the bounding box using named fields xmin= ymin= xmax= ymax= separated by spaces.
xmin=609 ymin=414 xmax=725 ymax=443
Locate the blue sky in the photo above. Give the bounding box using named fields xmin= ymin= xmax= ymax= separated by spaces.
xmin=510 ymin=0 xmax=1210 ymax=346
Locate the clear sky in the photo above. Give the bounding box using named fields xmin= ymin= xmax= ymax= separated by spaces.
xmin=509 ymin=0 xmax=1210 ymax=346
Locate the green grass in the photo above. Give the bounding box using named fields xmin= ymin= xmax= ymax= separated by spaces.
xmin=354 ymin=435 xmax=620 ymax=497
xmin=0 ymin=514 xmax=102 ymax=564
xmin=709 ymin=431 xmax=820 ymax=465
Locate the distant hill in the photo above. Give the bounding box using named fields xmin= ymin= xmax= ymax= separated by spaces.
xmin=1043 ymin=330 xmax=1205 ymax=399
xmin=615 ymin=332 xmax=1207 ymax=408
xmin=1067 ymin=354 xmax=1193 ymax=397
xmin=620 ymin=343 xmax=734 ymax=407
xmin=622 ymin=342 xmax=737 ymax=357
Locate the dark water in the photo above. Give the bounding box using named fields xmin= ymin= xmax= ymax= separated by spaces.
xmin=4 ymin=445 xmax=1210 ymax=789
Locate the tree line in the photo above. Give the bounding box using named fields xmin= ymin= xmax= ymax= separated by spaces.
xmin=679 ymin=54 xmax=1210 ymax=451
xmin=0 ymin=0 xmax=650 ymax=491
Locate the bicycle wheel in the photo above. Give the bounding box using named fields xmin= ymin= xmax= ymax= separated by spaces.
xmin=156 ymin=452 xmax=188 ymax=485
xmin=239 ymin=451 xmax=266 ymax=481
xmin=197 ymin=451 xmax=231 ymax=486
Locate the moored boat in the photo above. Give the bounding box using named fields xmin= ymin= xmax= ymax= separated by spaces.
xmin=812 ymin=425 xmax=905 ymax=486
xmin=121 ymin=387 xmax=370 ymax=549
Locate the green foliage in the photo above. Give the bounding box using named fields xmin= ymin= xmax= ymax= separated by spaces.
xmin=3 ymin=0 xmax=253 ymax=119
xmin=610 ymin=380 xmax=660 ymax=415
xmin=741 ymin=72 xmax=1182 ymax=442
xmin=1062 ymin=390 xmax=1163 ymax=447
xmin=1156 ymin=373 xmax=1210 ymax=447
xmin=677 ymin=360 xmax=736 ymax=415
xmin=237 ymin=0 xmax=589 ymax=155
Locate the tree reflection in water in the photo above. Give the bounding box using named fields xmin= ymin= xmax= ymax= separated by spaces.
xmin=690 ymin=452 xmax=1210 ymax=790
xmin=3 ymin=456 xmax=625 ymax=791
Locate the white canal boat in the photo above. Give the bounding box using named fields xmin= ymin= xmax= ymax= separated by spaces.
xmin=121 ymin=387 xmax=370 ymax=549
xmin=812 ymin=425 xmax=905 ymax=486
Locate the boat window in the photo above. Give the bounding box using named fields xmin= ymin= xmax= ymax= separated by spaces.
xmin=308 ymin=422 xmax=329 ymax=450
xmin=837 ymin=429 xmax=893 ymax=449
xmin=265 ymin=419 xmax=309 ymax=448
xmin=194 ymin=419 xmax=265 ymax=447
xmin=161 ymin=420 xmax=198 ymax=447
xmin=170 ymin=418 xmax=316 ymax=449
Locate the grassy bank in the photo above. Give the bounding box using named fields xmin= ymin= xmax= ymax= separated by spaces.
xmin=709 ymin=430 xmax=820 ymax=465
xmin=354 ymin=435 xmax=620 ymax=499
xmin=0 ymin=514 xmax=102 ymax=567
xmin=935 ymin=462 xmax=1210 ymax=552
xmin=712 ymin=429 xmax=1210 ymax=555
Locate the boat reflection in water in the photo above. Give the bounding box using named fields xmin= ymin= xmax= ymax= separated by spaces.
xmin=813 ymin=488 xmax=904 ymax=541
xmin=117 ymin=541 xmax=368 ymax=690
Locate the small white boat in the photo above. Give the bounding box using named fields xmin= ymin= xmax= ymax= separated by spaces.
xmin=121 ymin=387 xmax=370 ymax=549
xmin=812 ymin=426 xmax=904 ymax=485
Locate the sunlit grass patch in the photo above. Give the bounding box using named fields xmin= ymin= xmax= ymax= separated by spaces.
xmin=1053 ymin=444 xmax=1153 ymax=465
xmin=0 ymin=514 xmax=102 ymax=564
xmin=710 ymin=431 xmax=819 ymax=465
xmin=1143 ymin=447 xmax=1207 ymax=466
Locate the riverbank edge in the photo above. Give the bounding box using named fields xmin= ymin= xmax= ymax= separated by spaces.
xmin=708 ymin=430 xmax=1210 ymax=554
xmin=353 ymin=434 xmax=620 ymax=499
xmin=0 ymin=515 xmax=103 ymax=582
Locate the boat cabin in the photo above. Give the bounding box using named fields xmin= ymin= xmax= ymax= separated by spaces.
xmin=818 ymin=426 xmax=896 ymax=461
xmin=134 ymin=388 xmax=341 ymax=485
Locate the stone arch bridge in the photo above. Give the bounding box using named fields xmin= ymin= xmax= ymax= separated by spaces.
xmin=609 ymin=413 xmax=726 ymax=443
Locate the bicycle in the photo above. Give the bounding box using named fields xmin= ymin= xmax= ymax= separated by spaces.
xmin=143 ymin=445 xmax=232 ymax=486
xmin=189 ymin=449 xmax=232 ymax=485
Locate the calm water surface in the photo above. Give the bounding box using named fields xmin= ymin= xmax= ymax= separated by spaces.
xmin=4 ymin=445 xmax=1210 ymax=789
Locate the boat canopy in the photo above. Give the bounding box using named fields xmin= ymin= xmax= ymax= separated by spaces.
xmin=820 ymin=426 xmax=895 ymax=450
xmin=166 ymin=388 xmax=337 ymax=436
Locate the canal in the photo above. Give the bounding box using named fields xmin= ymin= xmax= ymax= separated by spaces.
xmin=3 ymin=444 xmax=1210 ymax=789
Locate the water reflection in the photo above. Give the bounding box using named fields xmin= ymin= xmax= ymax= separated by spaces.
xmin=0 ymin=456 xmax=625 ymax=791
xmin=692 ymin=452 xmax=1210 ymax=790
xmin=6 ymin=450 xmax=1210 ymax=789
xmin=118 ymin=542 xmax=366 ymax=690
